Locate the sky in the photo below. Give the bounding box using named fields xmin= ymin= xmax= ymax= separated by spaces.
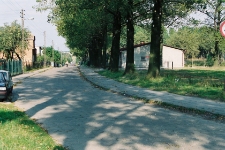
xmin=0 ymin=0 xmax=69 ymax=52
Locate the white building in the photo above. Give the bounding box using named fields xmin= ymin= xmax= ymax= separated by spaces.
xmin=120 ymin=42 xmax=184 ymax=69
xmin=35 ymin=46 xmax=43 ymax=56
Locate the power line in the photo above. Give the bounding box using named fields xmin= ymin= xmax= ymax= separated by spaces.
xmin=10 ymin=0 xmax=23 ymax=9
xmin=0 ymin=0 xmax=67 ymax=51
xmin=7 ymin=0 xmax=21 ymax=10
xmin=1 ymin=0 xmax=45 ymax=38
xmin=0 ymin=0 xmax=20 ymax=14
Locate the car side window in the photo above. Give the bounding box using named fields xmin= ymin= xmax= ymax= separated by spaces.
xmin=0 ymin=73 xmax=5 ymax=81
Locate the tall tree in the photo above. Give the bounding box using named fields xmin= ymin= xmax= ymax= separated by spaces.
xmin=124 ymin=0 xmax=135 ymax=74
xmin=0 ymin=21 xmax=30 ymax=60
xmin=147 ymin=0 xmax=203 ymax=77
xmin=196 ymin=0 xmax=225 ymax=65
xmin=35 ymin=0 xmax=124 ymax=70
xmin=147 ymin=0 xmax=163 ymax=78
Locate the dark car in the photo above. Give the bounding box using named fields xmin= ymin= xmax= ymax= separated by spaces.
xmin=0 ymin=70 xmax=13 ymax=101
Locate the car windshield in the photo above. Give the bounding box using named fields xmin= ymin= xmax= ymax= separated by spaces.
xmin=1 ymin=72 xmax=7 ymax=80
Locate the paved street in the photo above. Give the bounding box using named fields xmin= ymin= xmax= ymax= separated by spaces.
xmin=13 ymin=66 xmax=225 ymax=150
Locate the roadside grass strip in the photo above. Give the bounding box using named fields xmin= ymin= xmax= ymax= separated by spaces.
xmin=98 ymin=69 xmax=225 ymax=102
xmin=0 ymin=103 xmax=66 ymax=150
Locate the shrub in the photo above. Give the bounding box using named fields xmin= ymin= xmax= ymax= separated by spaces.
xmin=205 ymin=55 xmax=214 ymax=67
xmin=185 ymin=59 xmax=205 ymax=66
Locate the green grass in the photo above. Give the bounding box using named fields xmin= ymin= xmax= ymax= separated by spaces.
xmin=98 ymin=68 xmax=225 ymax=102
xmin=0 ymin=103 xmax=65 ymax=150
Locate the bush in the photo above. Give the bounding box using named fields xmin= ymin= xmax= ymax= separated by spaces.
xmin=205 ymin=55 xmax=214 ymax=67
xmin=220 ymin=61 xmax=225 ymax=66
xmin=185 ymin=59 xmax=205 ymax=67
xmin=194 ymin=60 xmax=205 ymax=66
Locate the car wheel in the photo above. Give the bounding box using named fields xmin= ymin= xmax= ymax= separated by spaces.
xmin=9 ymin=87 xmax=13 ymax=94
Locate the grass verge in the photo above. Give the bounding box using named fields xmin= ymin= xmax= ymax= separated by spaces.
xmin=0 ymin=103 xmax=66 ymax=150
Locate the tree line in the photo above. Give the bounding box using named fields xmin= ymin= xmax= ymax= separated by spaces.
xmin=0 ymin=21 xmax=30 ymax=60
xmin=0 ymin=21 xmax=73 ymax=68
xmin=35 ymin=0 xmax=225 ymax=77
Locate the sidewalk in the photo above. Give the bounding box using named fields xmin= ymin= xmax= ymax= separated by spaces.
xmin=12 ymin=67 xmax=52 ymax=84
xmin=79 ymin=65 xmax=225 ymax=116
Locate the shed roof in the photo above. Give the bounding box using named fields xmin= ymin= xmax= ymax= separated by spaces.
xmin=120 ymin=42 xmax=186 ymax=52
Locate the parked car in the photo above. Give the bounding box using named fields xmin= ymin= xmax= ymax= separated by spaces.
xmin=0 ymin=70 xmax=13 ymax=100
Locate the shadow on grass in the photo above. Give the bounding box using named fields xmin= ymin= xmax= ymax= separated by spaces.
xmin=0 ymin=110 xmax=23 ymax=124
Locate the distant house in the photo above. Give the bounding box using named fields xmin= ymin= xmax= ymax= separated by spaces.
xmin=120 ymin=42 xmax=184 ymax=69
xmin=35 ymin=46 xmax=43 ymax=56
xmin=22 ymin=35 xmax=37 ymax=65
xmin=0 ymin=34 xmax=37 ymax=66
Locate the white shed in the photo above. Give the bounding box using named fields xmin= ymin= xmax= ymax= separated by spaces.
xmin=162 ymin=46 xmax=184 ymax=68
xmin=120 ymin=43 xmax=184 ymax=69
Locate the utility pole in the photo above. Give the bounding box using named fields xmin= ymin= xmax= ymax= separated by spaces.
xmin=44 ymin=31 xmax=46 ymax=67
xmin=20 ymin=9 xmax=25 ymax=72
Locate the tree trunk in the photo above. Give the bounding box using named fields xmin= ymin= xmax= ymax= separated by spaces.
xmin=124 ymin=0 xmax=135 ymax=75
xmin=102 ymin=25 xmax=108 ymax=69
xmin=88 ymin=38 xmax=95 ymax=66
xmin=110 ymin=10 xmax=121 ymax=72
xmin=14 ymin=51 xmax=21 ymax=61
xmin=97 ymin=33 xmax=103 ymax=67
xmin=147 ymin=0 xmax=163 ymax=78
xmin=89 ymin=35 xmax=102 ymax=67
xmin=214 ymin=0 xmax=222 ymax=65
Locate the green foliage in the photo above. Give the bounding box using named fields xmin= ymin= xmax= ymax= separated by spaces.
xmin=0 ymin=21 xmax=30 ymax=60
xmin=36 ymin=55 xmax=44 ymax=62
xmin=120 ymin=25 xmax=150 ymax=47
xmin=185 ymin=59 xmax=205 ymax=66
xmin=165 ymin=27 xmax=200 ymax=59
xmin=134 ymin=26 xmax=151 ymax=44
xmin=35 ymin=0 xmax=206 ymax=72
xmin=206 ymin=55 xmax=214 ymax=67
xmin=42 ymin=47 xmax=62 ymax=64
xmin=195 ymin=0 xmax=225 ymax=63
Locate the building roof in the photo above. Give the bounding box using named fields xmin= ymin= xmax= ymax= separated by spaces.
xmin=120 ymin=42 xmax=186 ymax=52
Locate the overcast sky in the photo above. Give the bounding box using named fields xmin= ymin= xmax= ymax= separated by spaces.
xmin=0 ymin=0 xmax=69 ymax=52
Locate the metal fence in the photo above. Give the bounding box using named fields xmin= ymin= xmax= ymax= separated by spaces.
xmin=0 ymin=60 xmax=22 ymax=76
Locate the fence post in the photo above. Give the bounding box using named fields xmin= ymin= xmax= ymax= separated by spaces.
xmin=19 ymin=60 xmax=22 ymax=74
xmin=15 ymin=61 xmax=18 ymax=75
xmin=6 ymin=60 xmax=9 ymax=71
xmin=12 ymin=60 xmax=14 ymax=76
xmin=224 ymin=79 xmax=225 ymax=91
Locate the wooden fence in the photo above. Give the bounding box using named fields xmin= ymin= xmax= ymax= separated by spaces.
xmin=0 ymin=60 xmax=22 ymax=76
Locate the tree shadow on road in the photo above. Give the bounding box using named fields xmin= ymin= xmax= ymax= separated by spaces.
xmin=13 ymin=66 xmax=225 ymax=150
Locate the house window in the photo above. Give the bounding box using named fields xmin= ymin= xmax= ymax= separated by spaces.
xmin=141 ymin=56 xmax=146 ymax=61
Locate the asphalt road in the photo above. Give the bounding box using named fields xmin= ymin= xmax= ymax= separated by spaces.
xmin=14 ymin=66 xmax=225 ymax=150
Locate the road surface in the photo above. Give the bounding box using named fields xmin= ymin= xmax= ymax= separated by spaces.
xmin=14 ymin=66 xmax=225 ymax=150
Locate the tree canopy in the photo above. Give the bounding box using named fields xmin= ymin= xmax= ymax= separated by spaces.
xmin=35 ymin=0 xmax=224 ymax=76
xmin=0 ymin=21 xmax=30 ymax=60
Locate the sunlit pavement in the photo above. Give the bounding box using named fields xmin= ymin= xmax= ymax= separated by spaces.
xmin=13 ymin=65 xmax=225 ymax=150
